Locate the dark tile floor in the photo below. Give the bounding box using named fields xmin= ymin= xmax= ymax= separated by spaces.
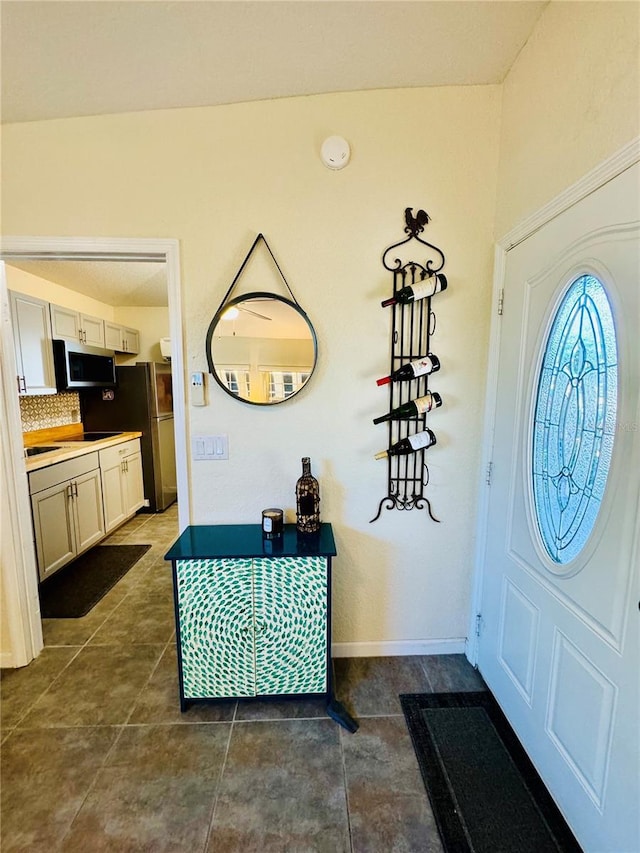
xmin=1 ymin=506 xmax=486 ymax=852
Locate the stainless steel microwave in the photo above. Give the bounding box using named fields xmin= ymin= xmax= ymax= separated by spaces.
xmin=53 ymin=339 xmax=117 ymax=390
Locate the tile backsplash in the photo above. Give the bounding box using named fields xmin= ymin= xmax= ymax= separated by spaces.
xmin=20 ymin=393 xmax=81 ymax=433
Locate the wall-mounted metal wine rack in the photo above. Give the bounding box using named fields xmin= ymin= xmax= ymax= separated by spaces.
xmin=370 ymin=208 xmax=446 ymax=523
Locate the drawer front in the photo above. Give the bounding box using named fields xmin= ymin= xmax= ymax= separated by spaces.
xmin=176 ymin=558 xmax=254 ymax=699
xmin=98 ymin=438 xmax=140 ymax=469
xmin=253 ymin=556 xmax=328 ymax=696
xmin=28 ymin=451 xmax=99 ymax=494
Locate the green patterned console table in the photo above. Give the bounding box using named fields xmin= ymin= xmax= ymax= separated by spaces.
xmin=164 ymin=523 xmax=358 ymax=732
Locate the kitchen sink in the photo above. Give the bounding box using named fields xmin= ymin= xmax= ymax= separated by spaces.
xmin=25 ymin=446 xmax=60 ymax=457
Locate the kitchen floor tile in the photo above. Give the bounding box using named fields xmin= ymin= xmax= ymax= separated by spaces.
xmin=234 ymin=694 xmax=329 ymax=722
xmin=206 ymin=718 xmax=350 ymax=852
xmin=40 ymin=582 xmax=131 ymax=647
xmin=0 ymin=725 xmax=119 ymax=853
xmin=0 ymin=645 xmax=80 ymax=729
xmin=342 ymin=715 xmax=443 ymax=853
xmin=17 ymin=644 xmax=163 ymax=728
xmin=128 ymin=644 xmax=236 ymax=724
xmin=126 ymin=562 xmax=174 ymax=598
xmin=61 ymin=723 xmax=230 ymax=852
xmin=87 ymin=592 xmax=175 ymax=646
xmin=333 ymin=655 xmax=432 ymax=717
xmin=419 ymin=653 xmax=487 ymax=692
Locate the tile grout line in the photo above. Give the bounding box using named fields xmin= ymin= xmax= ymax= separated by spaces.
xmin=418 ymin=657 xmax=437 ymax=693
xmin=201 ymin=711 xmax=236 ymax=852
xmin=5 ymin=643 xmax=86 ymax=730
xmin=58 ymin=722 xmax=127 ymax=848
xmin=338 ymin=725 xmax=355 ymax=853
xmin=121 ymin=634 xmax=174 ymax=727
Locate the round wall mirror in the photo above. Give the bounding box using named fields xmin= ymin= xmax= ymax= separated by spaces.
xmin=206 ymin=292 xmax=317 ymax=405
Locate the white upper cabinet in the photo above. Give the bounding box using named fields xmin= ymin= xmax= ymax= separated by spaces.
xmin=81 ymin=314 xmax=106 ymax=347
xmin=50 ymin=304 xmax=105 ymax=347
xmin=104 ymin=322 xmax=139 ymax=354
xmin=9 ymin=290 xmax=57 ymax=395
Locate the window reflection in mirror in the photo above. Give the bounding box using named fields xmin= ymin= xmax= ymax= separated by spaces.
xmin=206 ymin=293 xmax=317 ymax=405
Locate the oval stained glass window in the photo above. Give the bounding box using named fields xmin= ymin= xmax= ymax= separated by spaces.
xmin=532 ymin=274 xmax=617 ymax=565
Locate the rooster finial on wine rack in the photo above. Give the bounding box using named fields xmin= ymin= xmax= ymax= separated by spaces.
xmin=404 ymin=207 xmax=430 ymax=237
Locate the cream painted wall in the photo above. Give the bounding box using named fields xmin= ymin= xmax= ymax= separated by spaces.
xmin=2 ymin=85 xmax=501 ymax=650
xmin=6 ymin=265 xmax=116 ymax=320
xmin=113 ymin=306 xmax=169 ymax=365
xmin=495 ymin=0 xmax=640 ymax=237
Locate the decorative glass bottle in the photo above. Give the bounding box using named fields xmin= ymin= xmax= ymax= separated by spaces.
xmin=296 ymin=457 xmax=321 ymax=534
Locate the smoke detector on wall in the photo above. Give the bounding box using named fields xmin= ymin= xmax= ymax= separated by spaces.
xmin=320 ymin=136 xmax=351 ymax=170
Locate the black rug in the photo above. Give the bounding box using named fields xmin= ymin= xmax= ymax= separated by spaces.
xmin=401 ymin=692 xmax=582 ymax=853
xmin=38 ymin=544 xmax=151 ymax=618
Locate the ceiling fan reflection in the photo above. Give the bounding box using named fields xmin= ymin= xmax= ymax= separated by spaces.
xmin=222 ymin=305 xmax=272 ymax=322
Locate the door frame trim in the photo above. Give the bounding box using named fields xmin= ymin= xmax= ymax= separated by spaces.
xmin=467 ymin=136 xmax=640 ymax=664
xmin=0 ymin=235 xmax=188 ymax=668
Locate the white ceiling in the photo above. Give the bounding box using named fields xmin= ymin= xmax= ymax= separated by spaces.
xmin=1 ymin=1 xmax=547 ymax=306
xmin=7 ymin=259 xmax=169 ymax=308
xmin=1 ymin=1 xmax=547 ymax=125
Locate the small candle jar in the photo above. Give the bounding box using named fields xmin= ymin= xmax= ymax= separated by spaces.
xmin=262 ymin=508 xmax=283 ymax=540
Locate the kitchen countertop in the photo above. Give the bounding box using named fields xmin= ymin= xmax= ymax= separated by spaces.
xmin=24 ymin=431 xmax=143 ymax=473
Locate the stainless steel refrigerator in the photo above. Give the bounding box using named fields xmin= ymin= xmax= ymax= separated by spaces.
xmin=81 ymin=362 xmax=177 ymax=512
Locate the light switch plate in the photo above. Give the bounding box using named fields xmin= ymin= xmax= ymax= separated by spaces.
xmin=192 ymin=434 xmax=228 ymax=460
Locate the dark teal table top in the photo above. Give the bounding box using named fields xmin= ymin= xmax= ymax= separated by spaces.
xmin=164 ymin=523 xmax=336 ymax=560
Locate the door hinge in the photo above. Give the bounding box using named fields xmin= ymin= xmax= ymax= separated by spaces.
xmin=497 ymin=289 xmax=504 ymax=316
xmin=475 ymin=614 xmax=483 ymax=637
xmin=486 ymin=461 xmax=493 ymax=486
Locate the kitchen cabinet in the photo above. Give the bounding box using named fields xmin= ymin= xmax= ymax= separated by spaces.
xmin=104 ymin=322 xmax=139 ymax=354
xmin=99 ymin=438 xmax=145 ymax=532
xmin=165 ymin=523 xmax=358 ymax=731
xmin=29 ymin=452 xmax=105 ymax=581
xmin=50 ymin=304 xmax=105 ymax=347
xmin=9 ymin=290 xmax=57 ymax=396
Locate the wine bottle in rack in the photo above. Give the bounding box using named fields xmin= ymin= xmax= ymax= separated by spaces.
xmin=381 ymin=273 xmax=447 ymax=308
xmin=373 ymin=392 xmax=441 ymax=424
xmin=376 ymin=354 xmax=440 ymax=386
xmin=374 ymin=428 xmax=437 ymax=459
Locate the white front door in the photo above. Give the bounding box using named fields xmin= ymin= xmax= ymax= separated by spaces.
xmin=478 ymin=162 xmax=639 ymax=853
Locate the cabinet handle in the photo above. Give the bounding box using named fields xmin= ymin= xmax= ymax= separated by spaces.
xmin=16 ymin=375 xmax=21 ymax=394
xmin=74 ymin=481 xmax=79 ymax=498
xmin=67 ymin=484 xmax=73 ymax=500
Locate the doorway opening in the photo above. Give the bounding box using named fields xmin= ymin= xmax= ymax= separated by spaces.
xmin=0 ymin=236 xmax=188 ymax=668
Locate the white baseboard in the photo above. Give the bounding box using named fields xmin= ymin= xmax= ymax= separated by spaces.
xmin=0 ymin=650 xmax=18 ymax=668
xmin=331 ymin=638 xmax=466 ymax=658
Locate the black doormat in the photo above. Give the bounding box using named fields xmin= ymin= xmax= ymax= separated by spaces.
xmin=401 ymin=692 xmax=582 ymax=853
xmin=38 ymin=544 xmax=151 ymax=618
